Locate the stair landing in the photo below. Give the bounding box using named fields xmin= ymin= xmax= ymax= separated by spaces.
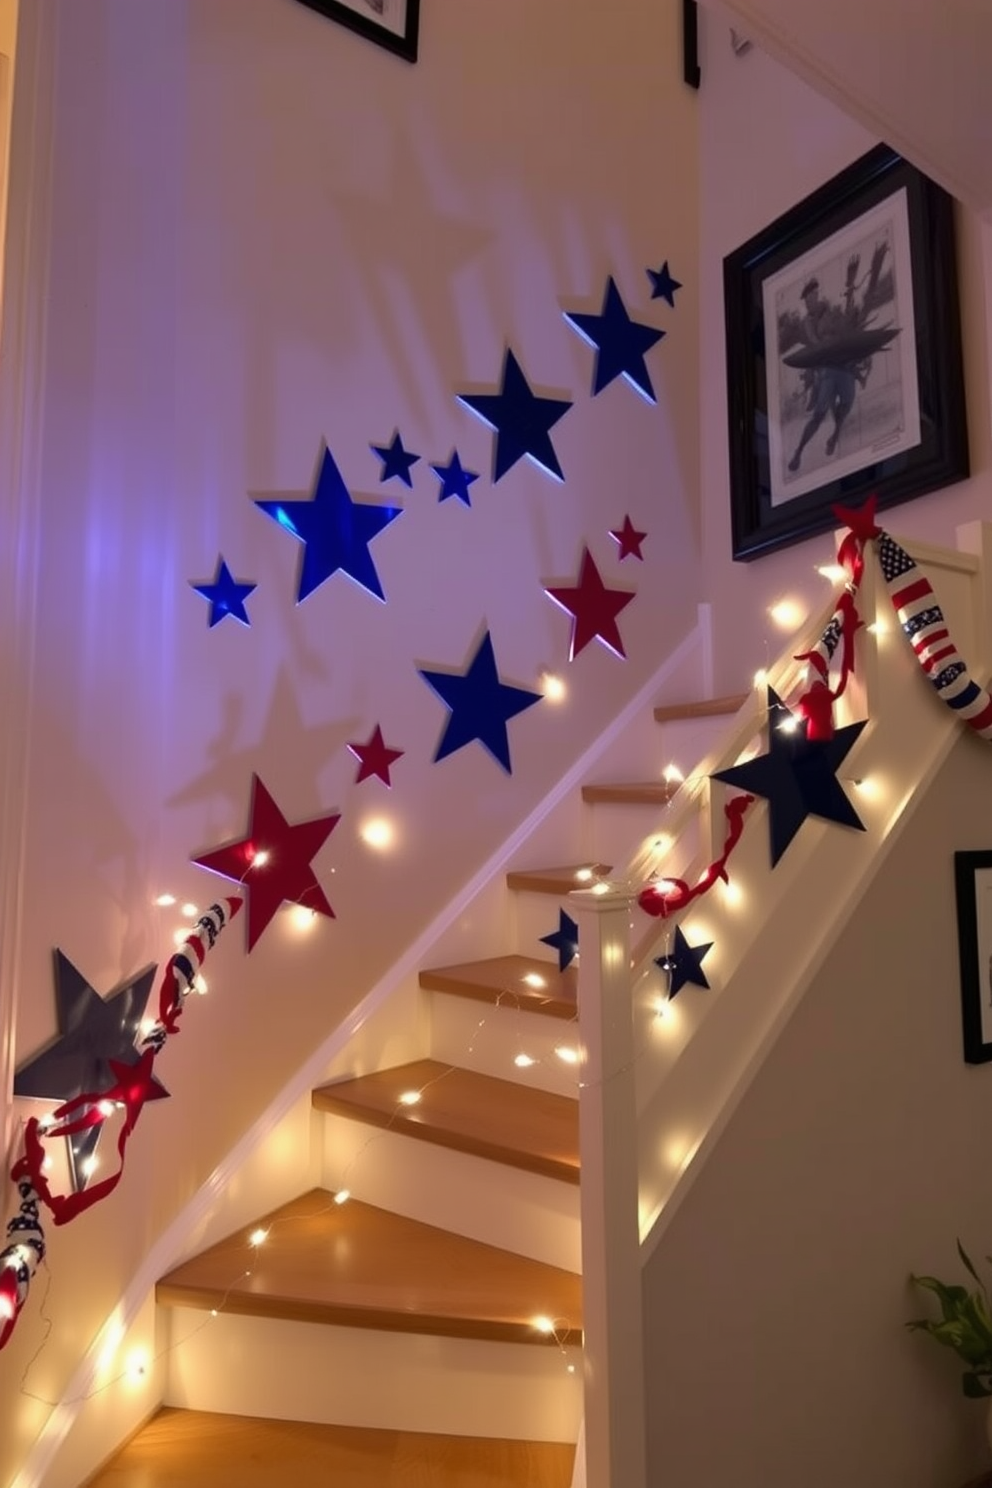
xmin=84 ymin=1408 xmax=575 ymax=1488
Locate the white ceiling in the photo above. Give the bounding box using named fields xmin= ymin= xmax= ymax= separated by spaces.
xmin=705 ymin=0 xmax=992 ymax=216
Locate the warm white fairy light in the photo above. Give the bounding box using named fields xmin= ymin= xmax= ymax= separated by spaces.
xmin=523 ymin=972 xmax=546 ymax=989
xmin=82 ymin=1155 xmax=99 ymax=1178
xmin=124 ymin=1349 xmax=149 ymax=1385
xmin=554 ymin=1045 xmax=580 ymax=1065
xmin=541 ymin=671 xmax=567 ymax=702
xmin=248 ymin=1227 xmax=269 ymax=1247
xmin=181 ymin=902 xmax=198 ymax=918
xmin=768 ymin=598 xmax=805 ymax=630
xmin=753 ymin=667 xmax=768 ymax=689
xmin=251 ymin=849 xmax=270 ymax=868
xmin=514 ymin=1053 xmax=536 ymax=1068
xmin=194 ymin=975 xmax=208 ymax=996
xmin=662 ymin=763 xmax=684 ymax=785
xmin=289 ymin=904 xmax=318 ymax=932
xmin=360 ymin=817 xmax=393 ymax=850
xmin=98 ymin=1100 xmax=116 ymax=1118
xmin=334 ymin=1189 xmax=351 ymax=1206
xmin=776 ymin=714 xmax=800 ymax=734
xmin=722 ymin=879 xmax=743 ymax=908
xmin=817 ymin=563 xmax=846 ymax=583
xmin=574 ymin=867 xmax=593 ymax=883
xmin=592 ymin=881 xmax=610 ymax=896
xmin=398 ymin=1090 xmax=422 ymax=1107
xmin=172 ymin=929 xmax=188 ymax=947
xmin=532 ymin=1315 xmax=555 ymax=1335
xmin=154 ymin=893 xmax=176 ymax=908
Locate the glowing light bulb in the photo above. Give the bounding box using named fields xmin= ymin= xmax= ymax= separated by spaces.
xmin=514 ymin=1053 xmax=536 ymax=1068
xmin=82 ymin=1155 xmax=99 ymax=1178
xmin=574 ymin=867 xmax=593 ymax=883
xmin=0 ymin=1291 xmax=14 ymax=1321
xmin=172 ymin=929 xmax=189 ymax=947
xmin=194 ymin=975 xmax=208 ymax=996
xmin=533 ymin=1315 xmax=555 ymax=1335
xmin=125 ymin=1350 xmax=149 ymax=1384
xmin=542 ymin=672 xmax=566 ymax=702
xmin=251 ymin=849 xmax=270 ymax=869
xmin=398 ymin=1090 xmax=422 ymax=1107
xmin=289 ymin=904 xmax=317 ymax=932
xmin=523 ymin=973 xmax=546 ymax=989
xmin=722 ymin=880 xmax=743 ymax=907
xmin=768 ymin=598 xmax=805 ymax=630
xmin=334 ymin=1189 xmax=351 ymax=1205
xmin=360 ymin=817 xmax=394 ymax=850
xmin=154 ymin=893 xmax=176 ymax=908
xmin=181 ymin=902 xmax=198 ymax=918
xmin=98 ymin=1101 xmax=116 ymax=1118
xmin=663 ymin=763 xmax=684 ymax=785
xmin=592 ymin=882 xmax=610 ymax=896
xmin=777 ymin=715 xmax=800 ymax=734
xmin=248 ymin=1228 xmax=268 ymax=1248
xmin=555 ymin=1045 xmax=579 ymax=1065
xmin=816 ymin=563 xmax=846 ymax=583
xmin=753 ymin=668 xmax=768 ymax=689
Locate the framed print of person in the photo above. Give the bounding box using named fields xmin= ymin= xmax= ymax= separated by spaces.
xmin=724 ymin=146 xmax=968 ymax=560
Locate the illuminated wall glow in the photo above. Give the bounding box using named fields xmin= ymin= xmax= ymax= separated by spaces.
xmin=154 ymin=893 xmax=176 ymax=907
xmin=360 ymin=817 xmax=394 ymax=850
xmin=288 ymin=904 xmax=318 ymax=932
xmin=541 ymin=671 xmax=567 ymax=702
xmin=768 ymin=598 xmax=806 ymax=630
xmin=554 ymin=1045 xmax=580 ymax=1065
xmin=180 ymin=902 xmax=198 ymax=918
xmin=523 ymin=972 xmax=546 ymax=989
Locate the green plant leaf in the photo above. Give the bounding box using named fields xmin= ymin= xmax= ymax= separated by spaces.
xmin=958 ymin=1241 xmax=983 ymax=1287
xmin=962 ymin=1370 xmax=992 ymax=1398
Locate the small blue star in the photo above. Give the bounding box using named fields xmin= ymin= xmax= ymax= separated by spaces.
xmin=655 ymin=925 xmax=712 ymax=998
xmin=372 ymin=431 xmax=421 ymax=487
xmin=540 ymin=910 xmax=579 ymax=972
xmin=419 ymin=629 xmax=543 ymax=774
xmin=646 ymin=260 xmax=682 ymax=307
xmin=431 ymin=450 xmax=480 ymax=507
xmin=457 ymin=349 xmax=572 ymax=483
xmin=190 ymin=558 xmax=257 ymax=628
xmin=565 ymin=277 xmax=664 ymax=402
xmin=255 ymin=446 xmax=402 ymax=604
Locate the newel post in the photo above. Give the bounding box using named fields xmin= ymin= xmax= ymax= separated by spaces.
xmin=570 ymin=886 xmax=647 ymax=1488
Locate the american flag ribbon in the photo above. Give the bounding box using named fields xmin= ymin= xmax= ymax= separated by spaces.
xmin=877 ymin=531 xmax=992 ymax=740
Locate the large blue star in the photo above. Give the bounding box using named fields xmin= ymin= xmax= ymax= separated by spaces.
xmin=540 ymin=910 xmax=579 ymax=972
xmin=419 ymin=629 xmax=543 ymax=774
xmin=255 ymin=446 xmax=402 ymax=604
xmin=13 ymin=953 xmax=162 ymax=1192
xmin=190 ymin=557 xmax=256 ymax=628
xmin=372 ymin=431 xmax=420 ymax=487
xmin=655 ymin=925 xmax=712 ymax=998
xmin=646 ymin=260 xmax=682 ymax=307
xmin=457 ymin=349 xmax=572 ymax=483
xmin=712 ymin=688 xmax=867 ymax=866
xmin=565 ymin=277 xmax=664 ymax=402
xmin=431 ymin=450 xmax=479 ymax=506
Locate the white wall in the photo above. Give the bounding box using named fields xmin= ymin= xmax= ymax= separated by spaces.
xmin=0 ymin=1 xmax=700 ymax=1480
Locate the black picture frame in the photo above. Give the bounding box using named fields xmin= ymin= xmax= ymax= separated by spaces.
xmin=294 ymin=0 xmax=420 ymax=62
xmin=724 ymin=145 xmax=968 ymax=561
xmin=954 ymin=851 xmax=992 ymax=1064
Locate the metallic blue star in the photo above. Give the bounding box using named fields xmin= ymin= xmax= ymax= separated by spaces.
xmin=646 ymin=260 xmax=682 ymax=307
xmin=565 ymin=276 xmax=664 ymax=402
xmin=419 ymin=629 xmax=543 ymax=774
xmin=655 ymin=925 xmax=712 ymax=998
xmin=431 ymin=450 xmax=480 ymax=507
xmin=711 ymin=688 xmax=867 ymax=867
xmin=255 ymin=446 xmax=402 ymax=604
xmin=540 ymin=910 xmax=579 ymax=972
xmin=457 ymin=348 xmax=572 ymax=483
xmin=14 ymin=953 xmax=163 ymax=1191
xmin=190 ymin=557 xmax=257 ymax=628
xmin=372 ymin=431 xmax=420 ymax=487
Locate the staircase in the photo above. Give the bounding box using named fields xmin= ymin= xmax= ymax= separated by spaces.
xmin=77 ymin=524 xmax=992 ymax=1488
xmin=83 ymin=688 xmax=746 ymax=1487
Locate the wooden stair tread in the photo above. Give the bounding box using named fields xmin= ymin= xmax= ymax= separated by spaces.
xmin=84 ymin=1408 xmax=576 ymax=1488
xmin=581 ymin=780 xmax=679 ymax=805
xmin=312 ymin=1059 xmax=579 ymax=1185
xmin=505 ymin=862 xmax=611 ymax=895
xmin=652 ymin=692 xmax=748 ymax=722
xmin=157 ymin=1189 xmax=582 ymax=1345
xmin=419 ymin=954 xmax=577 ymax=1020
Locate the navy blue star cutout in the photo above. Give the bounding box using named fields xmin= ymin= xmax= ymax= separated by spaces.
xmin=372 ymin=431 xmax=420 ymax=488
xmin=431 ymin=450 xmax=480 ymax=506
xmin=711 ymin=688 xmax=867 ymax=867
xmin=646 ymin=260 xmax=682 ymax=307
xmin=565 ymin=276 xmax=664 ymax=402
xmin=14 ymin=953 xmax=163 ymax=1191
xmin=655 ymin=925 xmax=712 ymax=998
xmin=540 ymin=910 xmax=579 ymax=972
xmin=457 ymin=348 xmax=572 ymax=483
xmin=255 ymin=446 xmax=402 ymax=604
xmin=419 ymin=629 xmax=543 ymax=774
xmin=190 ymin=557 xmax=256 ymax=628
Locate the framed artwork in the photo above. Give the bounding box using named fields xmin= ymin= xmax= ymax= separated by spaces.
xmin=954 ymin=851 xmax=992 ymax=1064
xmin=294 ymin=0 xmax=420 ymax=62
xmin=724 ymin=145 xmax=968 ymax=561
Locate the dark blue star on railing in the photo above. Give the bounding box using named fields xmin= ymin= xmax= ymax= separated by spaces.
xmin=655 ymin=925 xmax=712 ymax=997
xmin=540 ymin=909 xmax=579 ymax=971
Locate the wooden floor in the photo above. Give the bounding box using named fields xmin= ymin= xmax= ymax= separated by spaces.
xmin=312 ymin=1059 xmax=579 ymax=1184
xmin=419 ymin=955 xmax=578 ymax=1020
xmin=84 ymin=1409 xmax=576 ymax=1488
xmin=156 ymin=1189 xmax=582 ymax=1344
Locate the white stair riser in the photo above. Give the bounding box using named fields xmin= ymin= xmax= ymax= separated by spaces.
xmin=428 ymin=990 xmax=582 ymax=1097
xmin=317 ymin=1110 xmax=581 ymax=1271
xmin=163 ymin=1307 xmax=583 ymax=1441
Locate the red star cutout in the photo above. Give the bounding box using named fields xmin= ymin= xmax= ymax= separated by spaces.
xmin=347 ymin=724 xmax=404 ymax=786
xmin=609 ymin=515 xmax=647 ymax=561
xmin=105 ymin=1049 xmax=170 ymax=1129
xmin=545 ymin=546 xmax=636 ymax=660
xmin=832 ymin=493 xmax=880 ymax=542
xmin=192 ymin=775 xmax=340 ymax=951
